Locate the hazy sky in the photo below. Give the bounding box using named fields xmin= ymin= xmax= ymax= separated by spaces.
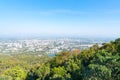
xmin=0 ymin=0 xmax=120 ymax=38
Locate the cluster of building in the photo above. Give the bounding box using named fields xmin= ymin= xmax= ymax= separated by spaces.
xmin=0 ymin=38 xmax=104 ymax=54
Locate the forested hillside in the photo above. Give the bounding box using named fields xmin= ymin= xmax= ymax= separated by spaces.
xmin=0 ymin=38 xmax=120 ymax=80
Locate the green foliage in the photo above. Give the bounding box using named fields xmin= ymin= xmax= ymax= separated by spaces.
xmin=115 ymin=38 xmax=120 ymax=53
xmin=3 ymin=66 xmax=26 ymax=80
xmin=50 ymin=51 xmax=71 ymax=67
xmin=35 ymin=64 xmax=50 ymax=80
xmin=84 ymin=64 xmax=111 ymax=80
xmin=51 ymin=66 xmax=66 ymax=79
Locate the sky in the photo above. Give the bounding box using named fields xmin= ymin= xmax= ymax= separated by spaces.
xmin=0 ymin=0 xmax=120 ymax=38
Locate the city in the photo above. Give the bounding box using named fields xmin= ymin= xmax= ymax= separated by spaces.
xmin=0 ymin=38 xmax=108 ymax=55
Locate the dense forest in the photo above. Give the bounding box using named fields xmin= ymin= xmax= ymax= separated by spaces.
xmin=0 ymin=38 xmax=120 ymax=80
